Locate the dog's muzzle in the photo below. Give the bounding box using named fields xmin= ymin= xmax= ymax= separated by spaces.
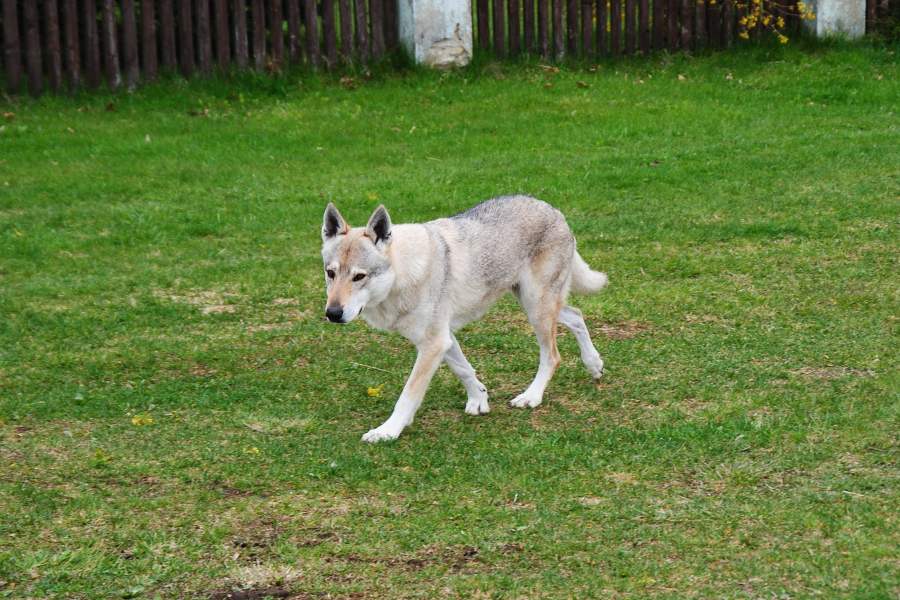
xmin=325 ymin=306 xmax=344 ymax=323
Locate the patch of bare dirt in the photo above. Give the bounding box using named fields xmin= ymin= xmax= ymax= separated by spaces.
xmin=209 ymin=586 xmax=294 ymax=600
xmin=330 ymin=545 xmax=481 ymax=573
xmin=791 ymin=366 xmax=874 ymax=380
xmin=271 ymin=298 xmax=299 ymax=306
xmin=597 ymin=321 xmax=650 ymax=339
xmin=153 ymin=288 xmax=244 ymax=315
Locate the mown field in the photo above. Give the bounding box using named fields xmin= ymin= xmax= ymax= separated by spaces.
xmin=1 ymin=41 xmax=898 ymax=598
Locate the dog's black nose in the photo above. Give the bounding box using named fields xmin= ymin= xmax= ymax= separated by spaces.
xmin=325 ymin=306 xmax=344 ymax=323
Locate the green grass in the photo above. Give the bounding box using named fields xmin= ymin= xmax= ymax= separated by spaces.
xmin=1 ymin=41 xmax=898 ymax=599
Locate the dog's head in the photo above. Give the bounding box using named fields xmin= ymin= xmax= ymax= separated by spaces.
xmin=320 ymin=203 xmax=395 ymax=324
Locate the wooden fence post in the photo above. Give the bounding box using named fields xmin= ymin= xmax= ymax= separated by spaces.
xmin=639 ymin=0 xmax=650 ymax=52
xmin=122 ymin=0 xmax=140 ymax=89
xmin=305 ymin=0 xmax=320 ymax=66
xmin=44 ymin=0 xmax=63 ymax=93
xmin=2 ymin=0 xmax=21 ymax=94
xmin=270 ymin=0 xmax=285 ymax=67
xmin=23 ymin=0 xmax=43 ymax=95
xmin=101 ymin=0 xmax=121 ymax=89
xmin=522 ymin=0 xmax=534 ymax=51
xmin=355 ymin=0 xmax=368 ymax=62
xmin=322 ymin=0 xmax=337 ymax=66
xmin=214 ymin=0 xmax=230 ymax=70
xmin=141 ymin=0 xmax=159 ymax=80
xmin=287 ymin=0 xmax=302 ymax=62
xmin=509 ymin=0 xmax=521 ymax=55
xmin=596 ymin=0 xmax=607 ymax=55
xmin=339 ymin=0 xmax=352 ymax=62
xmin=567 ymin=0 xmax=578 ymax=54
xmin=178 ymin=1 xmax=195 ymax=77
xmin=653 ymin=0 xmax=666 ymax=48
xmin=625 ymin=0 xmax=636 ymax=53
xmin=493 ymin=0 xmax=506 ymax=56
xmin=680 ymin=0 xmax=693 ymax=49
xmin=62 ymin=0 xmax=80 ymax=90
xmin=371 ymin=0 xmax=386 ymax=58
xmin=610 ymin=0 xmax=621 ymax=56
xmin=552 ymin=0 xmax=563 ymax=58
xmin=581 ymin=0 xmax=593 ymax=56
xmin=83 ymin=0 xmax=101 ymax=88
xmin=159 ymin=0 xmax=177 ymax=70
xmin=251 ymin=0 xmax=265 ymax=69
xmin=196 ymin=0 xmax=213 ymax=74
xmin=233 ymin=0 xmax=250 ymax=68
xmin=538 ymin=0 xmax=549 ymax=57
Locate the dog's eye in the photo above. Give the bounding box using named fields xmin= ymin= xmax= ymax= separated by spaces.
xmin=352 ymin=273 xmax=366 ymax=282
xmin=326 ymin=269 xmax=335 ymax=279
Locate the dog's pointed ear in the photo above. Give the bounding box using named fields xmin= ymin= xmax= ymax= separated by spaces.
xmin=365 ymin=205 xmax=392 ymax=246
xmin=322 ymin=203 xmax=349 ymax=241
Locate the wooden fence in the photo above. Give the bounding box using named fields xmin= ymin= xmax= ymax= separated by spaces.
xmin=1 ymin=1 xmax=897 ymax=96
xmin=1 ymin=0 xmax=398 ymax=96
xmin=472 ymin=0 xmax=895 ymax=59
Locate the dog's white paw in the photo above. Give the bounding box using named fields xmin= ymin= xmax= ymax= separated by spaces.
xmin=585 ymin=353 xmax=604 ymax=380
xmin=361 ymin=424 xmax=402 ymax=443
xmin=464 ymin=393 xmax=490 ymax=416
xmin=509 ymin=392 xmax=543 ymax=409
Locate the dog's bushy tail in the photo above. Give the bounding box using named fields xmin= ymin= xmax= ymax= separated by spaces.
xmin=571 ymin=251 xmax=608 ymax=295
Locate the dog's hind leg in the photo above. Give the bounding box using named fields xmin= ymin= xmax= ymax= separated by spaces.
xmin=444 ymin=334 xmax=490 ymax=415
xmin=510 ymin=285 xmax=563 ymax=409
xmin=558 ymin=305 xmax=604 ymax=383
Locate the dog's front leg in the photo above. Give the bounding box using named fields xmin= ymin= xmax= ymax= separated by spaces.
xmin=361 ymin=334 xmax=451 ymax=443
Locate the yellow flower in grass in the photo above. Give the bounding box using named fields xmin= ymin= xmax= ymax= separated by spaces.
xmin=367 ymin=383 xmax=385 ymax=397
xmin=739 ymin=31 xmax=750 ymax=39
xmin=131 ymin=414 xmax=154 ymax=426
xmin=244 ymin=446 xmax=260 ymax=455
xmin=778 ymin=34 xmax=789 ymax=44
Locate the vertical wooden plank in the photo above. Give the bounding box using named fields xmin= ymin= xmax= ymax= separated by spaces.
xmin=195 ymin=0 xmax=213 ymax=73
xmin=232 ymin=0 xmax=249 ymax=68
xmin=100 ymin=0 xmax=121 ymax=89
xmin=552 ymin=0 xmax=563 ymax=58
xmin=178 ymin=0 xmax=195 ymax=77
xmin=270 ymin=0 xmax=285 ymax=67
xmin=680 ymin=0 xmax=692 ymax=49
xmin=383 ymin=0 xmax=397 ymax=50
xmin=305 ymin=0 xmax=320 ymax=66
xmin=287 ymin=0 xmax=302 ymax=62
xmin=2 ymin=0 xmax=21 ymax=94
xmin=508 ymin=0 xmax=520 ymax=56
xmin=581 ymin=0 xmax=592 ymax=57
xmin=370 ymin=0 xmax=385 ymax=58
xmin=653 ymin=0 xmax=666 ymax=49
xmin=695 ymin=0 xmax=707 ymax=48
xmin=492 ymin=0 xmax=505 ymax=56
xmin=566 ymin=0 xmax=577 ymax=54
xmin=23 ymin=0 xmax=42 ymax=95
xmin=625 ymin=0 xmax=636 ymax=53
xmin=538 ymin=0 xmax=549 ymax=57
xmin=250 ymin=0 xmax=264 ymax=69
xmin=121 ymin=0 xmax=140 ymax=89
xmin=159 ymin=0 xmax=177 ymax=70
xmin=639 ymin=0 xmax=650 ymax=52
xmin=596 ymin=0 xmax=607 ymax=55
xmin=610 ymin=0 xmax=621 ymax=56
xmin=354 ymin=0 xmax=368 ymax=62
xmin=339 ymin=0 xmax=352 ymax=62
xmin=141 ymin=0 xmax=158 ymax=80
xmin=524 ymin=0 xmax=535 ymax=52
xmin=83 ymin=0 xmax=102 ymax=88
xmin=708 ymin=0 xmax=721 ymax=48
xmin=44 ymin=0 xmax=63 ymax=93
xmin=322 ymin=0 xmax=337 ymax=66
xmin=477 ymin=0 xmax=490 ymax=49
xmin=214 ymin=0 xmax=230 ymax=70
xmin=62 ymin=0 xmax=80 ymax=90
xmin=865 ymin=0 xmax=875 ymax=31
xmin=722 ymin=0 xmax=733 ymax=47
xmin=667 ymin=0 xmax=678 ymax=50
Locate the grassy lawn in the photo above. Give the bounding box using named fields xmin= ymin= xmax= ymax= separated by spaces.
xmin=1 ymin=41 xmax=898 ymax=598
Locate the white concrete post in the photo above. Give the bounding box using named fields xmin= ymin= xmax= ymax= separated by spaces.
xmin=397 ymin=0 xmax=473 ymax=68
xmin=804 ymin=0 xmax=867 ymax=38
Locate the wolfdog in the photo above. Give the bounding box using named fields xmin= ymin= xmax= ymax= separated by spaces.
xmin=321 ymin=195 xmax=608 ymax=442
